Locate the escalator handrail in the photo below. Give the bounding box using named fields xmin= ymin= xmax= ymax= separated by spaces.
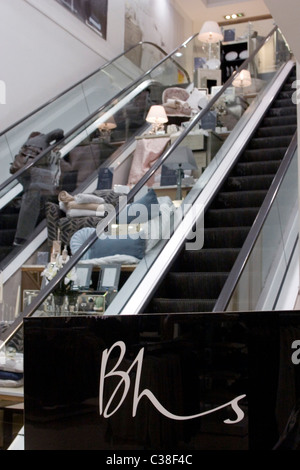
xmin=213 ymin=132 xmax=298 ymax=313
xmin=0 ymin=39 xmax=193 ymax=195
xmin=0 ymin=24 xmax=281 ymax=347
xmin=0 ymin=40 xmax=188 ymax=137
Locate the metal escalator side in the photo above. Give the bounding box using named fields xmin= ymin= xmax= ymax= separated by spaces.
xmin=0 ymin=25 xmax=293 ymax=348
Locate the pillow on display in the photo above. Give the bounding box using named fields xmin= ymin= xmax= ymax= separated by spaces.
xmin=70 ymin=227 xmax=146 ymax=260
xmin=117 ymin=188 xmax=160 ymax=224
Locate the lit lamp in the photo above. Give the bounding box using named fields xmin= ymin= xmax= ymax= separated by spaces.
xmin=98 ymin=116 xmax=117 ymax=141
xmin=164 ymin=146 xmax=198 ymax=200
xmin=232 ymin=69 xmax=252 ymax=96
xmin=146 ymin=105 xmax=168 ymax=134
xmin=198 ymin=21 xmax=224 ymax=61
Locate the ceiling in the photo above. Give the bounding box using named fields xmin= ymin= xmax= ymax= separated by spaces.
xmin=173 ymin=0 xmax=271 ymax=32
xmin=202 ymin=0 xmax=251 ymax=6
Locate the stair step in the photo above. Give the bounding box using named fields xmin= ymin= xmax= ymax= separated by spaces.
xmin=147 ymin=298 xmax=216 ymax=313
xmin=261 ymin=115 xmax=297 ymax=127
xmin=204 ymin=226 xmax=250 ymax=248
xmin=241 ymin=148 xmax=286 ymax=162
xmin=234 ymin=160 xmax=281 ymax=176
xmin=213 ymin=190 xmax=268 ymax=208
xmin=162 ymin=272 xmax=229 ymax=299
xmin=255 ymin=125 xmax=296 ymax=138
xmin=180 ymin=248 xmax=240 ymax=272
xmin=273 ymin=98 xmax=294 ymax=108
xmin=205 ymin=207 xmax=258 ymax=227
xmin=248 ymin=135 xmax=293 ymax=149
xmin=224 ymin=175 xmax=274 ymax=190
xmin=267 ymin=106 xmax=296 ymax=117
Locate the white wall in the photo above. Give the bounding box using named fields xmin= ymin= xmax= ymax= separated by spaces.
xmin=0 ymin=0 xmax=192 ymax=132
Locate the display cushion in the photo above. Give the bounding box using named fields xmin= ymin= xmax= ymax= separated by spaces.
xmin=117 ymin=188 xmax=160 ymax=224
xmin=70 ymin=227 xmax=146 ymax=260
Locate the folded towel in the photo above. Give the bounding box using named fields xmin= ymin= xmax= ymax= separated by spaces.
xmin=66 ymin=209 xmax=106 ymax=218
xmin=74 ymin=193 xmax=105 ymax=205
xmin=67 ymin=202 xmax=105 ymax=212
xmin=58 ymin=191 xmax=74 ymax=203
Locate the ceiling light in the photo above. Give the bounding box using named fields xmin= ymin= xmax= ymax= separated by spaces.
xmin=224 ymin=13 xmax=245 ymax=20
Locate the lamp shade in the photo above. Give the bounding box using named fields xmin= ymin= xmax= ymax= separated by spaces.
xmin=146 ymin=105 xmax=168 ymax=125
xmin=98 ymin=116 xmax=117 ymax=131
xmin=198 ymin=21 xmax=223 ymax=43
xmin=164 ymin=146 xmax=198 ymax=171
xmin=232 ymin=69 xmax=252 ymax=88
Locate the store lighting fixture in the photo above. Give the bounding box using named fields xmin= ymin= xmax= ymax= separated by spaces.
xmin=224 ymin=13 xmax=244 ymax=20
xmin=232 ymin=69 xmax=252 ymax=89
xmin=198 ymin=21 xmax=223 ymax=43
xmin=146 ymin=105 xmax=168 ymax=134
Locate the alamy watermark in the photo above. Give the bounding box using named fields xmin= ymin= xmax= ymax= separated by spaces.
xmin=95 ymin=197 xmax=204 ymax=251
xmin=291 ymin=340 xmax=300 ymax=364
xmin=292 ymin=80 xmax=300 ymax=105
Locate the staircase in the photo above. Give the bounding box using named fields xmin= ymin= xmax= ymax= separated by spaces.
xmin=144 ymin=67 xmax=297 ymax=314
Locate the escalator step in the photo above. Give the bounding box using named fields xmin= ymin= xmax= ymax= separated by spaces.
xmin=204 ymin=227 xmax=250 ymax=248
xmin=148 ymin=298 xmax=216 ymax=313
xmin=273 ymin=98 xmax=295 ymax=108
xmin=224 ymin=175 xmax=274 ymax=191
xmin=261 ymin=115 xmax=297 ymax=127
xmin=163 ymin=272 xmax=229 ymax=299
xmin=267 ymin=106 xmax=296 ymax=117
xmin=248 ymin=135 xmax=293 ymax=149
xmin=213 ymin=190 xmax=268 ymax=208
xmin=240 ymin=148 xmax=287 ymax=162
xmin=278 ymin=91 xmax=294 ymax=100
xmin=205 ymin=207 xmax=258 ymax=227
xmin=255 ymin=125 xmax=296 ymax=138
xmin=0 ymin=230 xmax=16 ymax=245
xmin=233 ymin=160 xmax=281 ymax=176
xmin=179 ymin=248 xmax=240 ymax=272
xmin=0 ymin=214 xmax=19 ymax=230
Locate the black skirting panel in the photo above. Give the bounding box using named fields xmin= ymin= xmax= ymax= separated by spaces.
xmin=23 ymin=312 xmax=300 ymax=451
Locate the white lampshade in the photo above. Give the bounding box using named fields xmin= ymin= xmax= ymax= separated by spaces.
xmin=198 ymin=21 xmax=223 ymax=43
xmin=232 ymin=69 xmax=252 ymax=88
xmin=98 ymin=115 xmax=117 ymax=131
xmin=146 ymin=105 xmax=168 ymax=125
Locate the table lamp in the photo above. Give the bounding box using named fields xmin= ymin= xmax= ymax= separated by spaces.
xmin=164 ymin=146 xmax=198 ymax=200
xmin=232 ymin=69 xmax=252 ymax=92
xmin=198 ymin=21 xmax=224 ymax=62
xmin=98 ymin=116 xmax=117 ymax=141
xmin=146 ymin=105 xmax=168 ymax=134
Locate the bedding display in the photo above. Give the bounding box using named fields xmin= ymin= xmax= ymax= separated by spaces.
xmin=45 ymin=189 xmax=124 ymax=245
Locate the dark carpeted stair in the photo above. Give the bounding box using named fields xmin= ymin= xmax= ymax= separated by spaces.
xmin=144 ymin=66 xmax=297 ymax=314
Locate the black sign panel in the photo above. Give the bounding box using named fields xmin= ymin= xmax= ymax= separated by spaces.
xmin=23 ymin=312 xmax=300 ymax=451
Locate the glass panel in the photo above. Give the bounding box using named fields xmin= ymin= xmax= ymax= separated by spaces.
xmin=226 ymin=148 xmax=298 ymax=312
xmin=0 ymin=43 xmax=169 ymax=186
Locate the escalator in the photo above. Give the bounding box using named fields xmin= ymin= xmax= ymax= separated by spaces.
xmin=0 ymin=24 xmax=294 ymax=330
xmin=143 ymin=65 xmax=297 ymax=314
xmin=0 ymin=24 xmax=297 ymax=450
